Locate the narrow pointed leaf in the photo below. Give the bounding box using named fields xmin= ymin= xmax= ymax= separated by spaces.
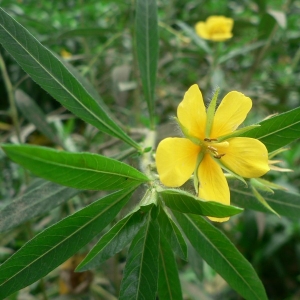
xmin=135 ymin=0 xmax=159 ymax=128
xmin=241 ymin=107 xmax=300 ymax=152
xmin=0 ymin=8 xmax=140 ymax=150
xmin=15 ymin=89 xmax=64 ymax=147
xmin=218 ymin=41 xmax=265 ymax=64
xmin=0 ymin=179 xmax=79 ymax=233
xmin=0 ymin=189 xmax=135 ymax=299
xmin=158 ymin=207 xmax=187 ymax=260
xmin=2 ymin=144 xmax=149 ymax=190
xmin=77 ymin=209 xmax=147 ymax=271
xmin=176 ymin=21 xmax=211 ymax=54
xmin=158 ymin=234 xmax=183 ymax=300
xmin=173 ymin=212 xmax=268 ymax=300
xmin=119 ymin=213 xmax=159 ymax=300
xmin=231 ymin=182 xmax=300 ymax=218
xmin=159 ymin=189 xmax=243 ymax=217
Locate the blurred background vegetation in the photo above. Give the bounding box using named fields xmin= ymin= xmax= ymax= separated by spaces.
xmin=0 ymin=0 xmax=299 ymax=299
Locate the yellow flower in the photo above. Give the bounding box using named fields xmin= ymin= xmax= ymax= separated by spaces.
xmin=60 ymin=49 xmax=72 ymax=59
xmin=195 ymin=16 xmax=234 ymax=41
xmin=156 ymin=84 xmax=270 ymax=222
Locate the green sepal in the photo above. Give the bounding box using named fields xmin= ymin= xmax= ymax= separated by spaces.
xmin=174 ymin=117 xmax=203 ymax=146
xmin=213 ymin=156 xmax=247 ymax=186
xmin=193 ymin=151 xmax=205 ymax=193
xmin=205 ymin=87 xmax=220 ymax=138
xmin=252 ymin=178 xmax=288 ymax=191
xmin=217 ymin=125 xmax=261 ymax=142
xmin=251 ymin=186 xmax=280 ymax=217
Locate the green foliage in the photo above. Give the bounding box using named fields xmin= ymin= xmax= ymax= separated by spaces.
xmin=174 ymin=212 xmax=268 ymax=300
xmin=0 ymin=8 xmax=140 ymax=150
xmin=0 ymin=189 xmax=135 ymax=298
xmin=135 ymin=0 xmax=159 ymax=128
xmin=159 ymin=189 xmax=243 ymax=217
xmin=242 ymin=106 xmax=300 ymax=152
xmin=2 ymin=144 xmax=149 ymax=190
xmin=0 ymin=1 xmax=300 ymax=299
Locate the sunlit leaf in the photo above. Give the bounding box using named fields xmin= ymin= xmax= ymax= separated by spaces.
xmin=135 ymin=0 xmax=159 ymax=128
xmin=158 ymin=234 xmax=183 ymax=300
xmin=0 ymin=8 xmax=140 ymax=150
xmin=0 ymin=189 xmax=135 ymax=299
xmin=77 ymin=209 xmax=146 ymax=271
xmin=159 ymin=189 xmax=243 ymax=218
xmin=241 ymin=107 xmax=300 ymax=152
xmin=0 ymin=179 xmax=79 ymax=233
xmin=157 ymin=207 xmax=187 ymax=260
xmin=174 ymin=212 xmax=268 ymax=300
xmin=119 ymin=212 xmax=159 ymax=300
xmin=2 ymin=144 xmax=149 ymax=190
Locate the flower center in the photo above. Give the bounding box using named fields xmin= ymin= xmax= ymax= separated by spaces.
xmin=204 ymin=138 xmax=228 ymax=159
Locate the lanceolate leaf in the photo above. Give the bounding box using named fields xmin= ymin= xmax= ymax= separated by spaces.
xmin=0 ymin=189 xmax=135 ymax=299
xmin=0 ymin=179 xmax=79 ymax=233
xmin=241 ymin=107 xmax=300 ymax=152
xmin=15 ymin=89 xmax=64 ymax=147
xmin=2 ymin=144 xmax=149 ymax=190
xmin=159 ymin=189 xmax=243 ymax=218
xmin=173 ymin=212 xmax=268 ymax=300
xmin=230 ymin=182 xmax=300 ymax=218
xmin=176 ymin=21 xmax=211 ymax=54
xmin=0 ymin=8 xmax=140 ymax=150
xmin=135 ymin=0 xmax=159 ymax=128
xmin=119 ymin=213 xmax=160 ymax=300
xmin=158 ymin=207 xmax=187 ymax=260
xmin=158 ymin=234 xmax=183 ymax=300
xmin=77 ymin=209 xmax=147 ymax=271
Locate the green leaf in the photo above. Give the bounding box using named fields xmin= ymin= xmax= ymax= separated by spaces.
xmin=157 ymin=207 xmax=187 ymax=261
xmin=135 ymin=0 xmax=159 ymax=128
xmin=158 ymin=234 xmax=183 ymax=300
xmin=176 ymin=21 xmax=211 ymax=54
xmin=76 ymin=209 xmax=146 ymax=271
xmin=119 ymin=212 xmax=159 ymax=300
xmin=159 ymin=189 xmax=243 ymax=218
xmin=173 ymin=212 xmax=268 ymax=300
xmin=0 ymin=179 xmax=79 ymax=233
xmin=241 ymin=105 xmax=300 ymax=153
xmin=15 ymin=89 xmax=64 ymax=147
xmin=187 ymin=241 xmax=204 ymax=281
xmin=0 ymin=188 xmax=134 ymax=299
xmin=2 ymin=144 xmax=149 ymax=190
xmin=0 ymin=8 xmax=140 ymax=150
xmin=230 ymin=182 xmax=300 ymax=218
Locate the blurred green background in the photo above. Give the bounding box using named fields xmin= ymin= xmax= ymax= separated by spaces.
xmin=0 ymin=0 xmax=299 ymax=299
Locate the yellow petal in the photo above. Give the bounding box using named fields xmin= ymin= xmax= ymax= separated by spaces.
xmin=198 ymin=154 xmax=230 ymax=222
xmin=209 ymin=32 xmax=233 ymax=41
xmin=177 ymin=84 xmax=207 ymax=140
xmin=206 ymin=16 xmax=234 ymax=32
xmin=210 ymin=91 xmax=252 ymax=138
xmin=217 ymin=137 xmax=270 ymax=178
xmin=195 ymin=22 xmax=209 ymax=39
xmin=156 ymin=137 xmax=200 ymax=187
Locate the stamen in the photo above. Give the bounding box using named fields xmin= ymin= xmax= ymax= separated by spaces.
xmin=204 ymin=138 xmax=218 ymax=142
xmin=214 ymin=153 xmax=225 ymax=159
xmin=207 ymin=145 xmax=217 ymax=152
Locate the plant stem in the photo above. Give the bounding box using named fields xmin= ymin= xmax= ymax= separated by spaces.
xmin=0 ymin=53 xmax=21 ymax=142
xmin=140 ymin=129 xmax=156 ymax=179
